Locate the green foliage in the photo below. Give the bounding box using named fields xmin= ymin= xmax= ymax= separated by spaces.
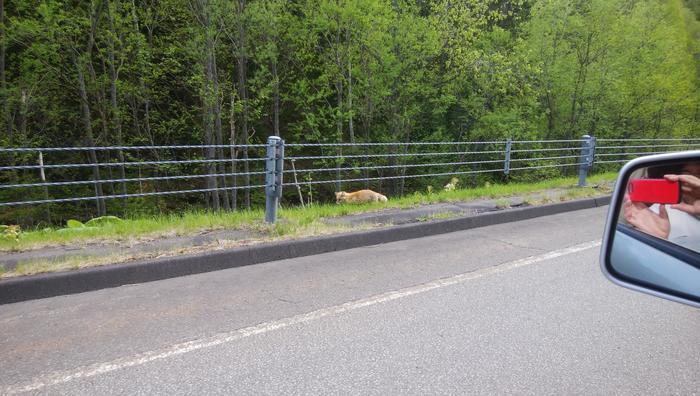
xmin=444 ymin=177 xmax=460 ymax=191
xmin=84 ymin=216 xmax=123 ymax=227
xmin=3 ymin=0 xmax=697 ymax=148
xmin=66 ymin=220 xmax=85 ymax=229
xmin=521 ymin=0 xmax=699 ymax=139
xmin=0 ymin=0 xmax=697 ymax=223
xmin=0 ymin=225 xmax=22 ymax=241
xmin=60 ymin=216 xmax=122 ymax=232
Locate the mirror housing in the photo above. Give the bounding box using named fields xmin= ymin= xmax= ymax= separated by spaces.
xmin=600 ymin=150 xmax=700 ymax=308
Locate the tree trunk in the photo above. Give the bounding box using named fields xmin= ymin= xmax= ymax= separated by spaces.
xmin=545 ymin=91 xmax=556 ymax=139
xmin=212 ymin=47 xmax=231 ymax=210
xmin=272 ymin=58 xmax=280 ymax=137
xmin=0 ymin=0 xmax=8 ymax=138
xmin=568 ymin=33 xmax=593 ymax=140
xmin=75 ymin=1 xmax=106 ymax=216
xmin=334 ymin=14 xmax=343 ymax=193
xmin=236 ymin=0 xmax=250 ymax=209
xmin=19 ymin=89 xmax=27 ymax=138
xmin=345 ymin=26 xmax=354 ymax=144
xmin=203 ymin=3 xmax=220 ymax=211
xmin=130 ymin=0 xmax=159 ymax=213
xmin=390 ymin=0 xmax=401 ymax=195
xmin=129 ymin=95 xmax=140 ymax=137
xmin=542 ymin=33 xmax=561 ymax=139
xmin=106 ymin=0 xmax=128 ymax=200
xmin=94 ymin=60 xmax=109 ymax=143
xmin=229 ymin=91 xmax=238 ymax=209
xmin=335 ymin=76 xmax=343 ymax=193
xmin=399 ymin=128 xmax=410 ymax=196
xmin=76 ymin=56 xmax=106 ymax=216
xmin=361 ymin=55 xmax=372 ymax=189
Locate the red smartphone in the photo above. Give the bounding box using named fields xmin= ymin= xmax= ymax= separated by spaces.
xmin=627 ymin=179 xmax=681 ymax=204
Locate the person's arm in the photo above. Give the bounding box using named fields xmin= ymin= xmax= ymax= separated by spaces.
xmin=623 ymin=196 xmax=670 ymax=239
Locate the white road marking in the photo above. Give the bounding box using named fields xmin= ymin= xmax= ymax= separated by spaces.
xmin=3 ymin=240 xmax=601 ymax=394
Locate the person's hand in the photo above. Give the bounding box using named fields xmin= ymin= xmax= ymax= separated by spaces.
xmin=623 ymin=196 xmax=670 ymax=239
xmin=665 ymin=174 xmax=700 ymax=215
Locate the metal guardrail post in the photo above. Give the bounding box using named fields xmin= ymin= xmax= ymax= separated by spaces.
xmin=265 ymin=136 xmax=284 ymax=223
xmin=504 ymin=139 xmax=512 ymax=175
xmin=588 ymin=136 xmax=596 ymax=170
xmin=578 ymin=135 xmax=592 ymax=187
xmin=277 ymin=139 xmax=285 ymax=200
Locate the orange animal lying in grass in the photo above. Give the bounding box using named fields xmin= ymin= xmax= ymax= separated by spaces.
xmin=335 ymin=189 xmax=388 ymax=204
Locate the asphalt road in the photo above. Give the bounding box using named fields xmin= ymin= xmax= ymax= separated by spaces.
xmin=1 ymin=206 xmax=698 ymax=395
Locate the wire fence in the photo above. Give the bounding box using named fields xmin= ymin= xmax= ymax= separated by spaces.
xmin=1 ymin=136 xmax=699 ymax=224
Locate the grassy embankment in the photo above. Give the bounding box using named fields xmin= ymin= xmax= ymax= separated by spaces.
xmin=0 ymin=172 xmax=616 ymax=255
xmin=0 ymin=172 xmax=616 ymax=277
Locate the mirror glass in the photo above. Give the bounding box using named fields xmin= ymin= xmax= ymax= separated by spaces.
xmin=609 ymin=160 xmax=700 ymax=301
xmin=618 ymin=161 xmax=700 ymax=252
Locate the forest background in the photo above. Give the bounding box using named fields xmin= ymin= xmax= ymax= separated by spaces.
xmin=0 ymin=0 xmax=698 ymax=224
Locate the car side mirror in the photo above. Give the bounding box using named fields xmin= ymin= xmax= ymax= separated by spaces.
xmin=600 ymin=151 xmax=700 ymax=308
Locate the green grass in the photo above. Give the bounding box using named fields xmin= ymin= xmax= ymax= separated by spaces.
xmin=0 ymin=209 xmax=265 ymax=252
xmin=0 ymin=172 xmax=617 ymax=253
xmin=494 ymin=198 xmax=511 ymax=209
xmin=416 ymin=211 xmax=460 ymax=222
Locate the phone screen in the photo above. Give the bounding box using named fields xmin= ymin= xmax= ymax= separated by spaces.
xmin=627 ymin=179 xmax=681 ymax=204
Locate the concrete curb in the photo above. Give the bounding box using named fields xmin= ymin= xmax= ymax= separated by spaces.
xmin=0 ymin=196 xmax=610 ymax=305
